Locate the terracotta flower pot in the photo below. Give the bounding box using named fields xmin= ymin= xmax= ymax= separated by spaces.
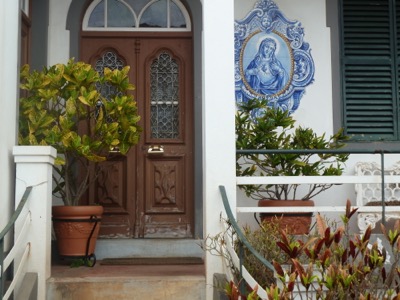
xmin=258 ymin=200 xmax=314 ymax=235
xmin=52 ymin=205 xmax=104 ymax=257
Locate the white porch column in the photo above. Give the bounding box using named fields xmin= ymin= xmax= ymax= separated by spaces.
xmin=0 ymin=0 xmax=20 ymax=242
xmin=13 ymin=146 xmax=57 ymax=300
xmin=202 ymin=1 xmax=236 ymax=299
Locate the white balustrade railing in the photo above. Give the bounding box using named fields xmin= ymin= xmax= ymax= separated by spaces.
xmin=236 ymin=174 xmax=400 ymax=213
xmin=0 ymin=186 xmax=32 ymax=300
xmin=2 ymin=146 xmax=56 ymax=300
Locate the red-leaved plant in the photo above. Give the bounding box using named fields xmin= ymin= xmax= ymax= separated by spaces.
xmin=269 ymin=200 xmax=400 ymax=300
xmin=225 ymin=281 xmax=260 ymax=300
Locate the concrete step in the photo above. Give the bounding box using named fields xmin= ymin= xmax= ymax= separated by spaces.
xmin=94 ymin=238 xmax=204 ymax=260
xmin=47 ymin=263 xmax=206 ymax=300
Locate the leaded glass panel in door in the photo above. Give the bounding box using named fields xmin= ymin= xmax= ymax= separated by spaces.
xmin=95 ymin=51 xmax=125 ymax=99
xmin=150 ymin=52 xmax=179 ymax=139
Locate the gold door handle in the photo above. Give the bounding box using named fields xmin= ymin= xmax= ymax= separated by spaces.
xmin=147 ymin=145 xmax=164 ymax=154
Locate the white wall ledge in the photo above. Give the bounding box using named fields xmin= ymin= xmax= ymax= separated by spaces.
xmin=13 ymin=146 xmax=57 ymax=164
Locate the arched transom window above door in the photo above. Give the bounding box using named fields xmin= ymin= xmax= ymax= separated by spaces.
xmin=83 ymin=0 xmax=191 ymax=31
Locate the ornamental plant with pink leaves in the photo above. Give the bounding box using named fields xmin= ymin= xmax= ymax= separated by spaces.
xmin=269 ymin=200 xmax=400 ymax=300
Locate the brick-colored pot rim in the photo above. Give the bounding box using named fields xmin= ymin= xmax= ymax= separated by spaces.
xmin=52 ymin=205 xmax=104 ymax=218
xmin=258 ymin=199 xmax=315 ymax=207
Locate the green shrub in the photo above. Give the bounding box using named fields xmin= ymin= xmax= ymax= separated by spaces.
xmin=19 ymin=59 xmax=141 ymax=205
xmin=236 ymin=98 xmax=348 ymax=201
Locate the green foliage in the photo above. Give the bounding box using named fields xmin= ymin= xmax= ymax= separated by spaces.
xmin=236 ymin=98 xmax=349 ymax=200
xmin=203 ymin=218 xmax=305 ymax=299
xmin=270 ymin=201 xmax=400 ymax=299
xmin=240 ymin=220 xmax=293 ymax=289
xmin=240 ymin=218 xmax=314 ymax=292
xmin=19 ymin=59 xmax=142 ymax=206
xmin=69 ymin=257 xmax=95 ymax=268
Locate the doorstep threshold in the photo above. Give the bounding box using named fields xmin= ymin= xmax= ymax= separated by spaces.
xmin=94 ymin=238 xmax=204 ymax=260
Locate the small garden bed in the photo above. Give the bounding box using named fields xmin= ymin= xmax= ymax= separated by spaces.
xmin=208 ymin=200 xmax=400 ymax=300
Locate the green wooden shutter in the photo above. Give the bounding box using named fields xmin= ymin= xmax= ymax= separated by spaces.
xmin=341 ymin=0 xmax=398 ymax=141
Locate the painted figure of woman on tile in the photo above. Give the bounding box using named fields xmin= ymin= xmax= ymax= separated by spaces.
xmin=245 ymin=37 xmax=288 ymax=95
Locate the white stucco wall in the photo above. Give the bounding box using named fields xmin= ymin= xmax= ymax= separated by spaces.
xmin=47 ymin=0 xmax=72 ymax=65
xmin=0 ymin=0 xmax=20 ymax=238
xmin=279 ymin=0 xmax=334 ymax=136
xmin=202 ymin=1 xmax=236 ymax=298
xmin=235 ymin=0 xmax=333 ymax=135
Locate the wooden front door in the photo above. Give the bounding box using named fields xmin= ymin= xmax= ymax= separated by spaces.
xmin=81 ymin=32 xmax=194 ymax=238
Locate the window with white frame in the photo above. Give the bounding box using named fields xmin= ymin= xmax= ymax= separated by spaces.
xmin=340 ymin=0 xmax=400 ymax=141
xmin=82 ymin=0 xmax=191 ymax=31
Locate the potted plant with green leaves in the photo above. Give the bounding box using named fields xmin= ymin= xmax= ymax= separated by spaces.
xmin=18 ymin=59 xmax=141 ymax=260
xmin=236 ymin=99 xmax=348 ymax=234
